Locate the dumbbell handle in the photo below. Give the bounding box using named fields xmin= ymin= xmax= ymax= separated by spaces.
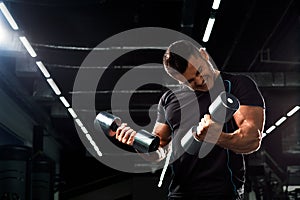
xmin=94 ymin=112 xmax=160 ymax=153
xmin=181 ymin=91 xmax=240 ymax=155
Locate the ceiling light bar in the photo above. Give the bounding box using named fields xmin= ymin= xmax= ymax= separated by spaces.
xmin=59 ymin=96 xmax=70 ymax=108
xmin=275 ymin=116 xmax=287 ymax=126
xmin=202 ymin=18 xmax=215 ymax=42
xmin=5 ymin=4 xmax=95 ymax=156
xmin=68 ymin=108 xmax=77 ymax=119
xmin=94 ymin=146 xmax=102 ymax=157
xmin=19 ymin=36 xmax=37 ymax=57
xmin=263 ymin=104 xmax=299 ymax=138
xmin=46 ymin=78 xmax=61 ymax=95
xmin=265 ymin=125 xmax=276 ymax=134
xmin=75 ymin=118 xmax=83 ymax=127
xmin=86 ymin=133 xmax=103 ymax=157
xmin=212 ymin=0 xmax=221 ymax=10
xmin=287 ymin=105 xmax=300 ymax=117
xmin=0 ymin=2 xmax=19 ymax=30
xmin=81 ymin=127 xmax=88 ymax=134
xmin=36 ymin=61 xmax=50 ymax=78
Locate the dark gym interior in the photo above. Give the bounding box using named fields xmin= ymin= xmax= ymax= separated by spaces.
xmin=0 ymin=0 xmax=299 ymax=199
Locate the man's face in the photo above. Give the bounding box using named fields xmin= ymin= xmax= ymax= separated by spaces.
xmin=174 ymin=51 xmax=217 ymax=92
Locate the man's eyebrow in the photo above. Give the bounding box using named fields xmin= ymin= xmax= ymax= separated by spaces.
xmin=187 ymin=78 xmax=194 ymax=83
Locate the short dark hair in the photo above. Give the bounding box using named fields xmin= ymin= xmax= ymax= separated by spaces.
xmin=163 ymin=40 xmax=199 ymax=76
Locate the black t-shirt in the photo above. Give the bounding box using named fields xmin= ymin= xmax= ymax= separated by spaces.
xmin=156 ymin=72 xmax=265 ymax=198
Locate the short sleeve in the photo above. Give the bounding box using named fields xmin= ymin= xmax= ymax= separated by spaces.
xmin=233 ymin=75 xmax=265 ymax=108
xmin=156 ymin=96 xmax=167 ymax=124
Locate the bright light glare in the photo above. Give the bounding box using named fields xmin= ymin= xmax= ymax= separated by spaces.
xmin=0 ymin=29 xmax=4 ymax=43
xmin=0 ymin=21 xmax=8 ymax=44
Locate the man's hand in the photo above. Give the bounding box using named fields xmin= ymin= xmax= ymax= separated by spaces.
xmin=115 ymin=123 xmax=137 ymax=146
xmin=195 ymin=114 xmax=223 ymax=143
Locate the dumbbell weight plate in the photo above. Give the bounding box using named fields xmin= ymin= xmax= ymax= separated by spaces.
xmin=133 ymin=130 xmax=160 ymax=153
xmin=94 ymin=112 xmax=121 ymax=137
xmin=208 ymin=91 xmax=240 ymax=123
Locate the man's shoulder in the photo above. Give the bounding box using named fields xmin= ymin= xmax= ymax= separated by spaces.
xmin=221 ymin=72 xmax=248 ymax=79
xmin=221 ymin=72 xmax=256 ymax=86
xmin=162 ymin=86 xmax=188 ymax=97
xmin=160 ymin=86 xmax=190 ymax=103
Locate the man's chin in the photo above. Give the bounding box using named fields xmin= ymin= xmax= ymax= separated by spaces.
xmin=194 ymin=87 xmax=209 ymax=92
xmin=194 ymin=84 xmax=209 ymax=91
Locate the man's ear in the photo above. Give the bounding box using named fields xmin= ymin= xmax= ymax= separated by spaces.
xmin=199 ymin=48 xmax=209 ymax=61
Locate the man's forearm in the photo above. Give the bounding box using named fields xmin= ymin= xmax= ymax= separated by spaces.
xmin=217 ymin=128 xmax=262 ymax=154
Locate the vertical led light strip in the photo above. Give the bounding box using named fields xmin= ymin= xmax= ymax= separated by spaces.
xmin=1 ymin=1 xmax=102 ymax=156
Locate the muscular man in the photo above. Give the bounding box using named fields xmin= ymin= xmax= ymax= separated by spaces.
xmin=116 ymin=40 xmax=265 ymax=199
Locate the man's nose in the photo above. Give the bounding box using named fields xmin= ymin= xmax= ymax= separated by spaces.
xmin=195 ymin=74 xmax=204 ymax=82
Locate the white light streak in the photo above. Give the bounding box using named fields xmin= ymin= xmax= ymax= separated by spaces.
xmin=202 ymin=18 xmax=215 ymax=42
xmin=287 ymin=106 xmax=300 ymax=117
xmin=59 ymin=96 xmax=70 ymax=108
xmin=266 ymin=125 xmax=276 ymax=134
xmin=0 ymin=2 xmax=18 ymax=30
xmin=75 ymin=118 xmax=83 ymax=127
xmin=19 ymin=36 xmax=37 ymax=57
xmin=275 ymin=116 xmax=287 ymax=126
xmin=81 ymin=126 xmax=88 ymax=134
xmin=212 ymin=0 xmax=221 ymax=9
xmin=46 ymin=78 xmax=61 ymax=95
xmin=36 ymin=61 xmax=50 ymax=78
xmin=68 ymin=108 xmax=77 ymax=119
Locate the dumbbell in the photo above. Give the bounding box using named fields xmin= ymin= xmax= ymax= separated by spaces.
xmin=181 ymin=91 xmax=240 ymax=155
xmin=94 ymin=111 xmax=160 ymax=153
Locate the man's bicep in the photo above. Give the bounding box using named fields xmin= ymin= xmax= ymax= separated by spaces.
xmin=234 ymin=105 xmax=265 ymax=131
xmin=153 ymin=122 xmax=172 ymax=147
